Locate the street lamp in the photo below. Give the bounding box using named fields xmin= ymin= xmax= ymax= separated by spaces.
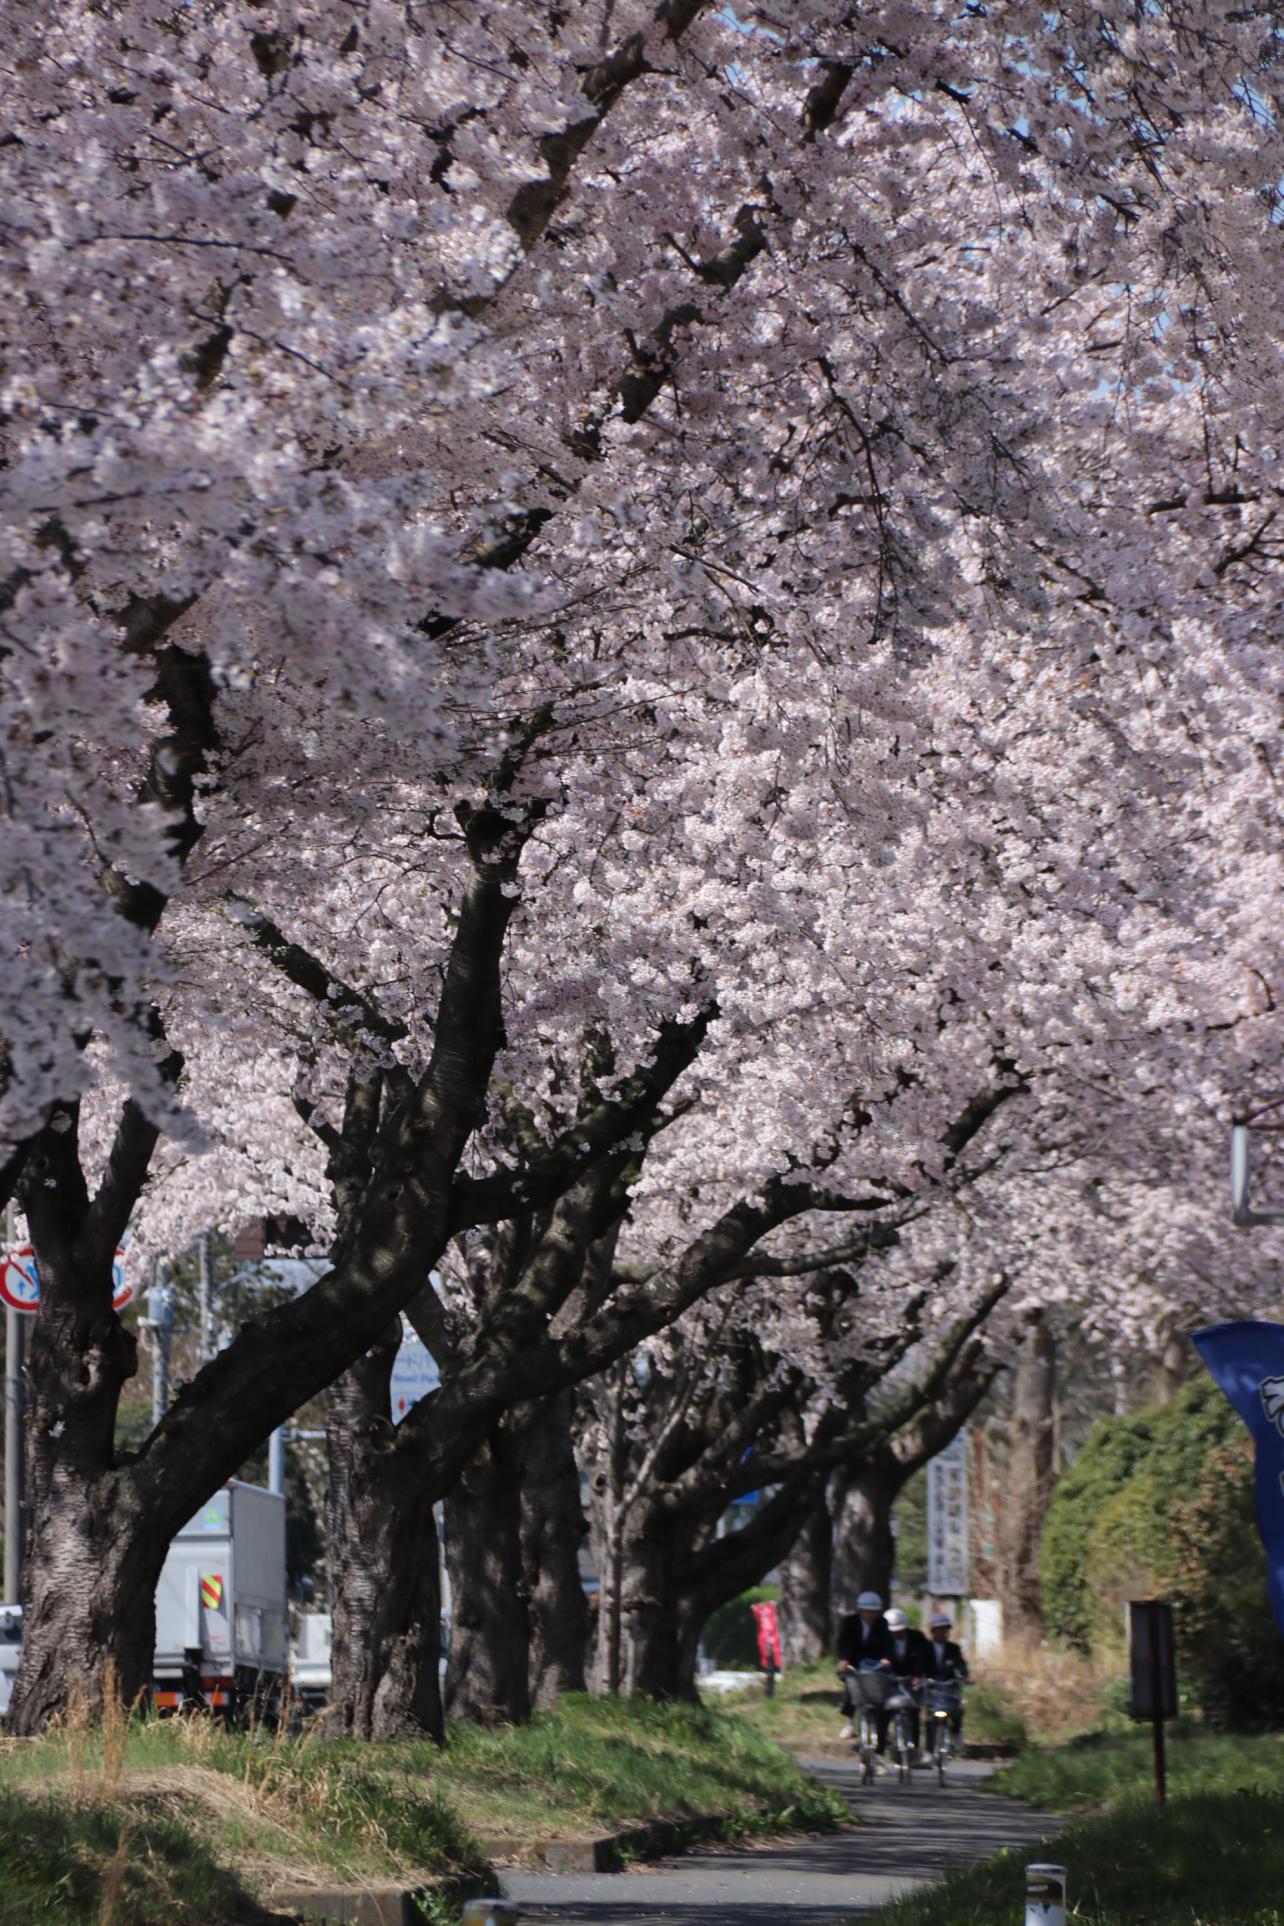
xmin=1230 ymin=1098 xmax=1284 ymax=1227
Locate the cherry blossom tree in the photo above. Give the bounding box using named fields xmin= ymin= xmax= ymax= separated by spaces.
xmin=578 ymin=1258 xmax=1008 ymax=1701
xmin=5 ymin=0 xmax=1284 ymax=1734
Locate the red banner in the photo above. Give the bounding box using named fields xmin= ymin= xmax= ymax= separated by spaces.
xmin=751 ymin=1600 xmax=782 ymax=1673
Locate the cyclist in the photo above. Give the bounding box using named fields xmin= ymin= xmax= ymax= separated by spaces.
xmin=884 ymin=1607 xmax=930 ymax=1754
xmin=836 ymin=1590 xmax=892 ymax=1743
xmin=923 ymin=1608 xmax=969 ymax=1755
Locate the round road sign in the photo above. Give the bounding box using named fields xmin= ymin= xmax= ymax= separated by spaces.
xmin=0 ymin=1246 xmax=133 ymax=1314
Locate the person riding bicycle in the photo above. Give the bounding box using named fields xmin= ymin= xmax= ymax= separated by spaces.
xmin=883 ymin=1607 xmax=930 ymax=1754
xmin=835 ymin=1590 xmax=893 ymax=1744
xmin=923 ymin=1608 xmax=969 ymax=1754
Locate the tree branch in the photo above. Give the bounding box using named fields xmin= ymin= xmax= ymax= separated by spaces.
xmin=449 ymin=1002 xmax=714 ymax=1230
xmin=501 ymin=0 xmax=712 ymax=259
xmin=224 ymin=899 xmax=409 ymax=1048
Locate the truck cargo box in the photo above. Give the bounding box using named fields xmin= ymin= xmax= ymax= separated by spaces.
xmin=154 ymin=1481 xmax=287 ymax=1704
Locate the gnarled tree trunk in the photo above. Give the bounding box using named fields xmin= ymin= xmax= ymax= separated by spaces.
xmin=521 ymin=1390 xmax=589 ymax=1707
xmin=612 ymin=1507 xmax=702 ymax=1701
xmin=443 ymin=1420 xmax=531 ymax=1723
xmin=778 ymin=1496 xmax=833 ymax=1665
xmin=10 ymin=1242 xmax=169 ymax=1731
xmin=998 ymin=1312 xmax=1056 ymax=1633
xmin=832 ymin=1460 xmax=898 ymax=1612
xmin=326 ymin=1336 xmax=444 ymax=1742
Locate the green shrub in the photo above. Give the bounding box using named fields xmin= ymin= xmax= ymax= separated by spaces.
xmin=1165 ymin=1430 xmax=1284 ymax=1728
xmin=1040 ymin=1406 xmax=1157 ymax=1648
xmin=1080 ymin=1468 xmax=1165 ymax=1652
xmin=1041 ymin=1379 xmax=1284 ymax=1727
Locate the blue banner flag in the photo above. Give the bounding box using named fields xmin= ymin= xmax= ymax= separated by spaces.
xmin=1192 ymin=1320 xmax=1284 ymax=1633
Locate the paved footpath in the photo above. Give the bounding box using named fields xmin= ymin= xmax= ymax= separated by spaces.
xmin=501 ymin=1758 xmax=1058 ymax=1926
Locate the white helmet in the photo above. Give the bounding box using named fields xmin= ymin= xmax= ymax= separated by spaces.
xmin=855 ymin=1591 xmax=883 ymax=1611
xmin=885 ymin=1608 xmax=909 ymax=1632
xmin=929 ymin=1610 xmax=953 ymax=1631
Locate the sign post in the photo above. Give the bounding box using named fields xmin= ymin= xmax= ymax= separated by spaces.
xmin=1128 ymin=1598 xmax=1177 ymax=1804
xmin=3 ymin=1304 xmax=23 ymax=1604
xmin=927 ymin=1430 xmax=969 ymax=1598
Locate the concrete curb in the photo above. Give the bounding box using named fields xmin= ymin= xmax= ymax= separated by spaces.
xmin=269 ymin=1813 xmax=751 ymax=1917
xmin=479 ymin=1806 xmax=762 ymax=1875
xmin=538 ymin=1810 xmax=737 ymax=1873
xmin=266 ymin=1887 xmax=427 ymax=1924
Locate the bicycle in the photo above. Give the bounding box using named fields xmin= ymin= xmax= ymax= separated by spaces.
xmin=851 ymin=1664 xmax=888 ymax=1785
xmin=851 ymin=1667 xmax=919 ymax=1784
xmin=923 ymin=1678 xmax=965 ymax=1783
xmin=884 ymin=1675 xmax=920 ymax=1784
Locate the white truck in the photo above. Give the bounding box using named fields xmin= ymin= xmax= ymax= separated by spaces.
xmin=0 ymin=1604 xmax=21 ymax=1718
xmin=289 ymin=1610 xmax=332 ymax=1714
xmin=153 ymin=1480 xmax=288 ymax=1717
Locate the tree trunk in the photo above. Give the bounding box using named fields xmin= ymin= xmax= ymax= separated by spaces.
xmin=1149 ymin=1312 xmax=1189 ymax=1407
xmin=615 ymin=1507 xmax=701 ymax=1701
xmin=443 ymin=1421 xmax=531 ymax=1723
xmin=778 ymin=1496 xmax=833 ymax=1664
xmin=521 ymin=1391 xmax=589 ymax=1707
xmin=13 ymin=1481 xmax=166 ymax=1733
xmin=831 ymin=1460 xmax=899 ymax=1612
xmin=8 ymin=1252 xmax=164 ymax=1732
xmin=998 ymin=1313 xmax=1056 ymax=1634
xmin=326 ymin=1339 xmax=444 ymax=1742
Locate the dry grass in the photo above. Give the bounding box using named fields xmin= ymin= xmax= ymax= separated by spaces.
xmin=96 ymin=1817 xmax=132 ymax=1926
xmin=979 ymin=1635 xmax=1125 ymax=1745
xmin=0 ymin=1691 xmax=844 ymax=1920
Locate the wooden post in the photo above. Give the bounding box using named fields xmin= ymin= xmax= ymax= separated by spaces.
xmin=1129 ymin=1598 xmax=1175 ymax=1804
xmin=1149 ymin=1605 xmax=1166 ymax=1804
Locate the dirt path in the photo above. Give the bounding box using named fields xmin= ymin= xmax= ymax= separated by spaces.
xmin=500 ymin=1757 xmax=1058 ymax=1924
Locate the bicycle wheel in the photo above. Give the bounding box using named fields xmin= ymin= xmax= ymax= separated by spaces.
xmin=935 ymin=1732 xmax=947 ymax=1785
xmin=858 ymin=1710 xmax=876 ymax=1785
xmin=895 ymin=1713 xmax=912 ymax=1784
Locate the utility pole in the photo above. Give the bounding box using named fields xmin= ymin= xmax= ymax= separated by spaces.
xmin=196 ymin=1230 xmax=214 ymax=1365
xmin=2 ymin=1202 xmax=24 ymax=1604
xmin=144 ymin=1257 xmax=175 ymax=1427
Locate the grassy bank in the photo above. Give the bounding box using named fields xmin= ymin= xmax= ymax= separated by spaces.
xmin=865 ymin=1722 xmax=1284 ymax=1926
xmin=991 ymin=1720 xmax=1284 ymax=1810
xmin=0 ymin=1694 xmax=845 ymax=1924
xmin=867 ymin=1790 xmax=1284 ymax=1926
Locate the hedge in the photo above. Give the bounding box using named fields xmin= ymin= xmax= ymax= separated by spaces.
xmin=1040 ymin=1378 xmax=1284 ymax=1727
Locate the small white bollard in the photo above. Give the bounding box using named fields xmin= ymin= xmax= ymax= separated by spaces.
xmin=1025 ymin=1863 xmax=1066 ymax=1926
xmin=461 ymin=1902 xmax=518 ymax=1926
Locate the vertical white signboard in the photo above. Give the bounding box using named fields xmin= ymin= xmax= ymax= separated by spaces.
xmin=927 ymin=1430 xmax=969 ymax=1595
xmin=390 ymin=1339 xmax=439 ymax=1423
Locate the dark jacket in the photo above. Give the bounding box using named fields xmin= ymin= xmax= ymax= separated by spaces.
xmin=836 ymin=1612 xmax=894 ymax=1668
xmin=924 ymin=1636 xmax=969 ymax=1681
xmin=885 ymin=1626 xmax=932 ymax=1678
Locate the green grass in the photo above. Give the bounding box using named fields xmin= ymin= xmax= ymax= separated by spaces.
xmin=0 ymin=1784 xmax=266 ymax=1926
xmin=862 ymin=1722 xmax=1284 ymax=1926
xmin=723 ymin=1659 xmax=1027 ymax=1751
xmin=0 ymin=1693 xmax=843 ymax=1920
xmin=864 ymin=1791 xmax=1284 ymax=1926
xmin=991 ymin=1722 xmax=1284 ymax=1810
xmin=436 ymin=1692 xmax=845 ymax=1844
